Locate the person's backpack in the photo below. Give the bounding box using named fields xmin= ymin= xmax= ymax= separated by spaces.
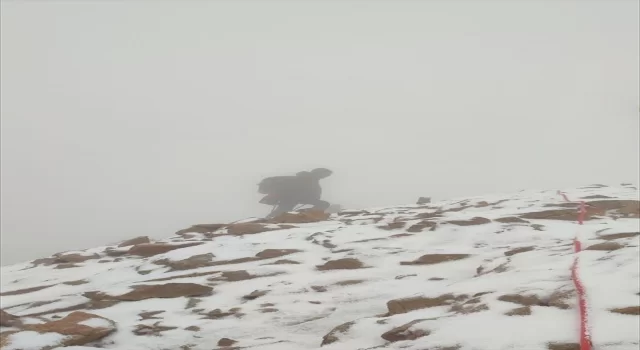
xmin=257 ymin=176 xmax=291 ymax=195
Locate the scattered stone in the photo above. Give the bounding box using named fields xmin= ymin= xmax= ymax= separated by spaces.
xmin=401 ymin=254 xmax=470 ymax=266
xmin=176 ymin=223 xmax=227 ymax=236
xmin=585 ymin=242 xmax=624 ymax=251
xmin=185 ymin=325 xmax=201 ymax=331
xmin=395 ymin=274 xmax=417 ymax=280
xmin=597 ymin=232 xmax=639 ymax=240
xmin=63 ymin=279 xmax=90 ymax=286
xmin=23 ymin=311 xmax=116 ymax=346
xmin=381 ymin=319 xmax=430 ymax=342
xmin=138 ymin=310 xmax=164 ymax=320
xmin=266 ymin=259 xmax=301 ymax=265
xmin=495 ymin=216 xmax=529 ymax=224
xmin=115 ymin=283 xmax=213 ymax=301
xmin=128 ymin=242 xmax=203 ymax=257
xmin=378 ymin=221 xmax=406 ymax=230
xmin=505 ymin=306 xmax=532 ymax=316
xmin=311 ymin=285 xmax=328 ymax=292
xmin=0 ymin=309 xmax=21 ymax=327
xmin=118 ymin=236 xmax=151 ymax=247
xmin=504 ymin=246 xmax=535 ymax=256
xmin=407 ymin=220 xmax=437 ymax=232
xmin=0 ymin=284 xmax=55 ymax=296
xmin=547 ymin=343 xmax=580 ymax=350
xmin=317 ymin=258 xmax=365 ymax=270
xmin=53 ymin=253 xmax=100 ymax=264
xmin=132 ymin=321 xmax=177 ymax=336
xmin=243 ymin=290 xmax=269 ymax=300
xmin=334 ymin=279 xmax=365 ymax=286
xmin=256 ymin=249 xmax=302 ymax=259
xmin=321 ymin=321 xmax=356 ymax=346
xmin=218 ymin=338 xmax=238 ymax=346
xmin=446 ymin=217 xmax=491 ymax=226
xmin=55 ymin=263 xmax=81 ymax=269
xmin=155 ymin=253 xmax=215 ymax=271
xmin=610 ymin=306 xmax=640 ymax=315
xmin=386 ymin=294 xmax=462 ymax=316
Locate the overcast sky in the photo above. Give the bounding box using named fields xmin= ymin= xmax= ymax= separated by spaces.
xmin=1 ymin=0 xmax=638 ymax=266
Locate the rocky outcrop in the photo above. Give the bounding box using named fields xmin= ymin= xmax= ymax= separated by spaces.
xmin=118 ymin=236 xmax=151 ymax=247
xmin=127 ymin=242 xmax=204 ymax=257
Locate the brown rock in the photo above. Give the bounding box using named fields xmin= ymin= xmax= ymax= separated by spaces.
xmin=321 ymin=321 xmax=356 ymax=346
xmin=255 ymin=249 xmax=302 ymax=259
xmin=218 ymin=337 xmax=238 ymax=346
xmin=407 ymin=220 xmax=438 ymax=232
xmin=118 ymin=236 xmax=151 ymax=247
xmin=447 ymin=217 xmax=491 ymax=226
xmin=128 ymin=242 xmax=203 ymax=257
xmin=548 ymin=343 xmax=580 ymax=350
xmin=381 ymin=319 xmax=430 ymax=342
xmin=505 ymin=306 xmax=532 ymax=316
xmin=386 ymin=294 xmax=460 ymax=316
xmin=317 ymin=258 xmax=365 ymax=270
xmin=227 ymin=223 xmax=271 ymax=235
xmin=209 ymin=270 xmax=254 ymax=282
xmin=520 ymin=209 xmax=592 ymax=221
xmin=401 ymin=254 xmax=470 ymax=265
xmin=155 ymin=253 xmax=215 ymax=271
xmin=63 ymin=279 xmax=90 ymax=286
xmin=176 ymin=223 xmax=227 ymax=235
xmin=115 ymin=283 xmax=213 ymax=301
xmin=597 ymin=232 xmax=639 ymax=240
xmin=266 ymin=259 xmax=301 ymax=265
xmin=242 ymin=290 xmax=269 ymax=300
xmin=23 ymin=311 xmax=116 ymax=346
xmin=505 ymin=246 xmax=535 ymax=256
xmin=132 ymin=321 xmax=177 ymax=336
xmin=0 ymin=309 xmax=21 ymax=327
xmin=495 ymin=216 xmax=530 ymax=224
xmin=585 ymin=242 xmax=624 ymax=251
xmin=185 ymin=325 xmax=201 ymax=331
xmin=610 ymin=306 xmax=640 ymax=315
xmin=378 ymin=221 xmax=406 ymax=230
xmin=587 ymin=199 xmax=639 ymax=218
xmin=269 ymin=210 xmax=330 ymax=224
xmin=54 ymin=253 xmax=100 ymax=264
xmin=138 ymin=310 xmax=164 ymax=320
xmin=0 ymin=284 xmax=56 ymax=296
xmin=334 ymin=279 xmax=365 ymax=286
xmin=55 ymin=263 xmax=81 ymax=269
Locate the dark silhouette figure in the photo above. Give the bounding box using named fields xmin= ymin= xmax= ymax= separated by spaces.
xmin=258 ymin=168 xmax=333 ymax=218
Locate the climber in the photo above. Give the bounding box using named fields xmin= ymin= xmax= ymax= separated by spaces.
xmin=258 ymin=168 xmax=333 ymax=219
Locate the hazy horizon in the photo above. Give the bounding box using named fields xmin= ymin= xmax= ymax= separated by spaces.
xmin=1 ymin=0 xmax=638 ymax=266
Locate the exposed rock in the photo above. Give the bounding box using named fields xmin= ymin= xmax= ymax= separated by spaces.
xmin=610 ymin=306 xmax=640 ymax=315
xmin=585 ymin=242 xmax=624 ymax=251
xmin=176 ymin=223 xmax=227 ymax=236
xmin=242 ymin=290 xmax=269 ymax=300
xmin=317 ymin=258 xmax=365 ymax=270
xmin=113 ymin=283 xmax=213 ymax=301
xmin=401 ymin=254 xmax=470 ymax=265
xmin=386 ymin=294 xmax=461 ymax=315
xmin=311 ymin=285 xmax=328 ymax=292
xmin=0 ymin=284 xmax=55 ymax=296
xmin=547 ymin=343 xmax=580 ymax=350
xmin=321 ymin=321 xmax=356 ymax=346
xmin=597 ymin=232 xmax=639 ymax=240
xmin=378 ymin=221 xmax=406 ymax=230
xmin=218 ymin=337 xmax=238 ymax=346
xmin=334 ymin=279 xmax=366 ymax=286
xmin=504 ymin=246 xmax=535 ymax=256
xmin=23 ymin=311 xmax=116 ymax=346
xmin=128 ymin=242 xmax=204 ymax=257
xmin=138 ymin=310 xmax=165 ymax=320
xmin=256 ymin=249 xmax=302 ymax=259
xmin=118 ymin=236 xmax=151 ymax=247
xmin=132 ymin=321 xmax=177 ymax=336
xmin=381 ymin=319 xmax=430 ymax=342
xmin=209 ymin=270 xmax=254 ymax=282
xmin=587 ymin=199 xmax=639 ymax=218
xmin=53 ymin=253 xmax=100 ymax=264
xmin=227 ymin=223 xmax=272 ymax=235
xmin=55 ymin=263 xmax=81 ymax=269
xmin=63 ymin=279 xmax=90 ymax=286
xmin=520 ymin=209 xmax=593 ymax=221
xmin=407 ymin=220 xmax=437 ymax=232
xmin=185 ymin=325 xmax=201 ymax=331
xmin=155 ymin=253 xmax=215 ymax=271
xmin=505 ymin=306 xmax=532 ymax=316
xmin=495 ymin=216 xmax=529 ymax=224
xmin=498 ymin=291 xmax=572 ymax=310
xmin=0 ymin=309 xmax=21 ymax=327
xmin=446 ymin=217 xmax=491 ymax=226
xmin=269 ymin=210 xmax=330 ymax=224
xmin=266 ymin=259 xmax=301 ymax=265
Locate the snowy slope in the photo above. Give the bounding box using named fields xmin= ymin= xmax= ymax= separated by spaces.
xmin=1 ymin=184 xmax=639 ymax=350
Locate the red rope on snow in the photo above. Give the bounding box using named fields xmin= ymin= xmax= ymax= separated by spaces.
xmin=557 ymin=191 xmax=592 ymax=350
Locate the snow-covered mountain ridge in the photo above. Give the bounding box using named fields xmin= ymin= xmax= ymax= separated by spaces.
xmin=1 ymin=184 xmax=638 ymax=350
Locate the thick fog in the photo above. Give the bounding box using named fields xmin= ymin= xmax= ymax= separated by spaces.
xmin=1 ymin=0 xmax=638 ymax=266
